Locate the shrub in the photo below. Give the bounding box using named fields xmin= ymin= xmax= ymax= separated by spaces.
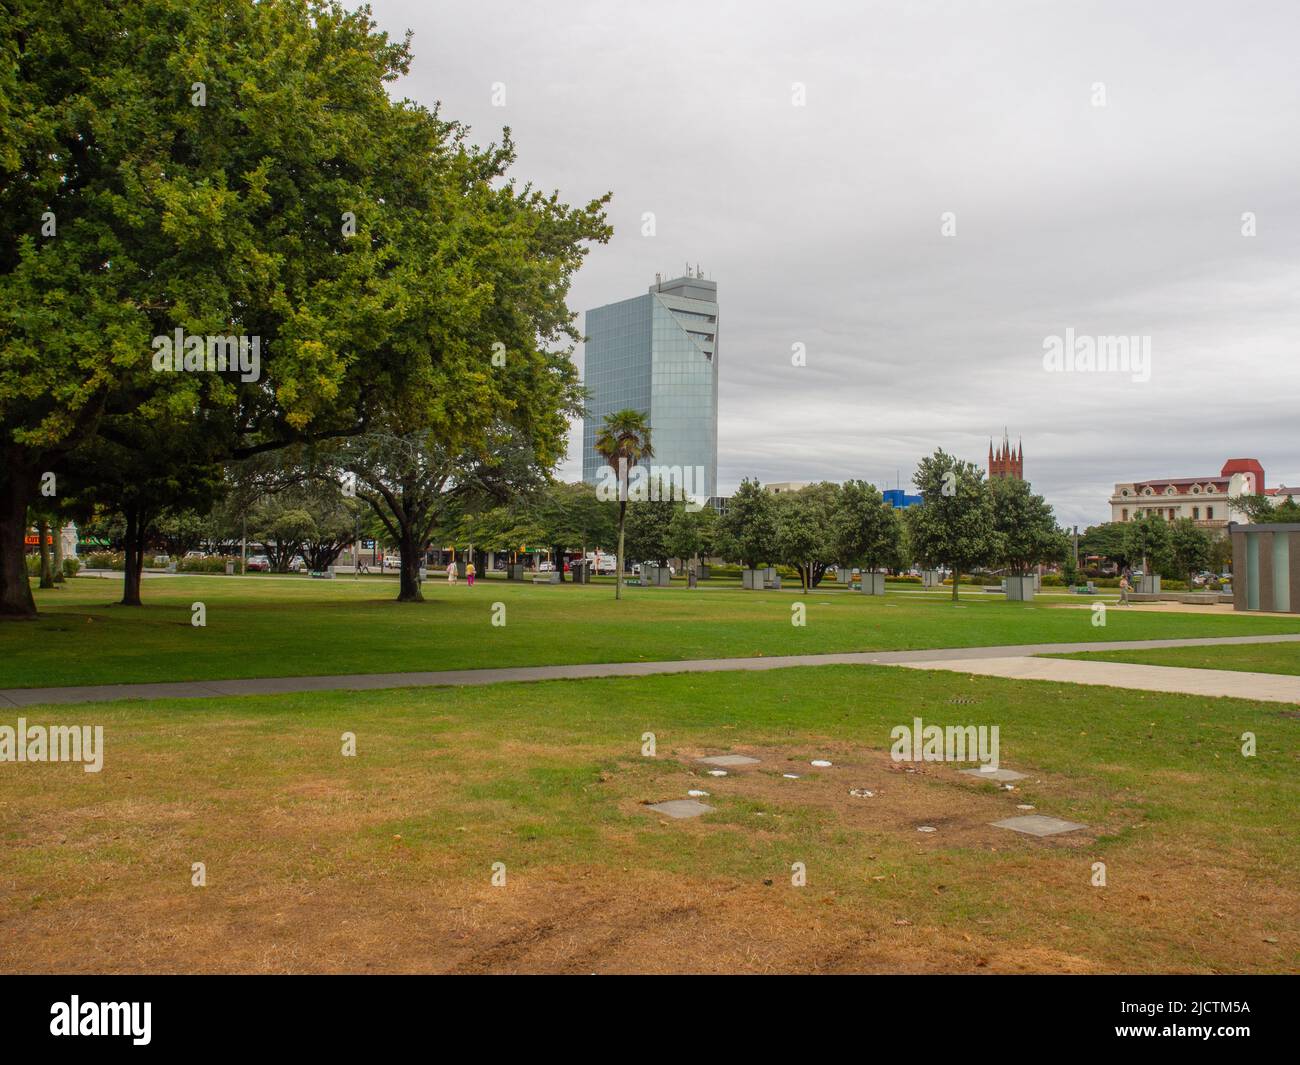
xmin=84 ymin=551 xmax=125 ymax=570
xmin=62 ymin=557 xmax=80 ymax=577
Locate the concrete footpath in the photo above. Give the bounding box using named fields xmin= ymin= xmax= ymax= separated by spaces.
xmin=897 ymin=655 xmax=1300 ymax=705
xmin=1 ymin=633 xmax=1298 ymax=707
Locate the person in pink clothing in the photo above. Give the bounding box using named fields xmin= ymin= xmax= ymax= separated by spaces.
xmin=466 ymin=561 xmax=476 ymax=587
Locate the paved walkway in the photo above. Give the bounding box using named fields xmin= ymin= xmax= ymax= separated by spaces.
xmin=2 ymin=633 xmax=1298 ymax=707
xmin=896 ymin=655 xmax=1300 ymax=704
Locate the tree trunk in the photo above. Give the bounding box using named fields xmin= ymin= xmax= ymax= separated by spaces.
xmin=397 ymin=527 xmax=423 ymax=602
xmin=121 ymin=507 xmax=145 ymax=606
xmin=0 ymin=471 xmax=37 ymax=619
xmin=38 ymin=517 xmax=55 ymax=589
xmin=52 ymin=519 xmax=65 ymax=583
xmin=951 ymin=566 xmax=960 ymax=602
xmin=615 ymin=501 xmax=626 ymax=601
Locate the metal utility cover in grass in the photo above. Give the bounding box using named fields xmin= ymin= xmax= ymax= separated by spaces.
xmin=991 ymin=815 xmax=1086 ymax=837
xmin=697 ymin=755 xmax=761 ymax=767
xmin=647 ymin=799 xmax=715 ymax=819
xmin=960 ymin=767 xmax=1028 ymax=782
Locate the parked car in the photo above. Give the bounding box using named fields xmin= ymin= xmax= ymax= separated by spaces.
xmin=538 ymin=561 xmax=555 ymax=572
xmin=381 ymin=556 xmax=402 ymax=570
xmin=245 ymin=555 xmax=270 ymax=572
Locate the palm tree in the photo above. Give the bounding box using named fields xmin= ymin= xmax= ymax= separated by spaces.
xmin=594 ymin=409 xmax=653 ymax=601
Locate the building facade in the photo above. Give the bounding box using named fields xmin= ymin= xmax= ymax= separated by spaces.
xmin=581 ymin=272 xmax=719 ymax=499
xmin=1109 ymin=458 xmax=1265 ymax=533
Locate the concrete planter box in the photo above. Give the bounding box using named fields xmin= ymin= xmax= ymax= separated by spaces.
xmin=641 ymin=565 xmax=672 ymax=586
xmin=858 ymin=572 xmax=886 ymax=595
xmin=1138 ymin=575 xmax=1161 ymax=594
xmin=743 ymin=567 xmax=781 ymax=589
xmin=1004 ymin=575 xmax=1036 ymax=601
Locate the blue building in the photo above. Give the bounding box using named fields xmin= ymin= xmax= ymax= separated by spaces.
xmin=883 ymin=488 xmax=922 ymax=508
xmin=581 ymin=273 xmax=719 ymax=499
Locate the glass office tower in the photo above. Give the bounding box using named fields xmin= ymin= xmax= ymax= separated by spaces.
xmin=581 ymin=274 xmax=719 ymax=499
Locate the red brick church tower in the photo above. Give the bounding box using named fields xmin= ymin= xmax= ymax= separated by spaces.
xmin=988 ymin=431 xmax=1023 ymax=480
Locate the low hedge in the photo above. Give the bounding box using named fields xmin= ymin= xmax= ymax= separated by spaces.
xmin=178 ymin=556 xmax=235 ymax=573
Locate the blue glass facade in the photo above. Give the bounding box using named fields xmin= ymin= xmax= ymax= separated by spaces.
xmin=582 ymin=276 xmax=718 ymax=498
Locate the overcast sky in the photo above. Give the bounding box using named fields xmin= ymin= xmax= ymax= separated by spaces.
xmin=377 ymin=0 xmax=1300 ymax=527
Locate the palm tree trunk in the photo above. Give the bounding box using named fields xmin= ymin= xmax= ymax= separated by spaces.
xmin=616 ymin=501 xmax=626 ymax=601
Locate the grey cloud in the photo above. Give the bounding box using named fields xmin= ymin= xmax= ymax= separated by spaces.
xmin=379 ymin=0 xmax=1300 ymax=526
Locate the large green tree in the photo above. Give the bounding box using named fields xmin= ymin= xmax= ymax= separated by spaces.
xmin=906 ymin=450 xmax=998 ymax=602
xmin=1168 ymin=517 xmax=1213 ymax=586
xmin=833 ymin=480 xmax=903 ymax=576
xmin=1233 ymin=493 xmax=1300 ymax=524
xmin=666 ymin=502 xmax=718 ymax=582
xmin=625 ymin=498 xmax=677 ymax=570
xmin=1124 ymin=511 xmax=1172 ymax=577
xmin=1 ymin=0 xmax=609 ymax=617
xmin=716 ymin=478 xmax=778 ymax=571
xmin=989 ymin=476 xmax=1067 ymax=576
xmin=773 ymin=483 xmax=840 ymax=592
xmin=1078 ymin=522 xmax=1132 ymax=570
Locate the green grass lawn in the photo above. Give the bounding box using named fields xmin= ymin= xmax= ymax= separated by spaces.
xmin=1054 ymin=643 xmax=1300 ymax=676
xmin=4 ymin=575 xmax=1299 ymax=689
xmin=2 ymin=664 xmax=1293 ymax=973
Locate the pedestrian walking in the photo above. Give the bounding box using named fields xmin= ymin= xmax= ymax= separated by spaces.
xmin=466 ymin=560 xmax=476 ymax=587
xmin=1119 ymin=573 xmax=1131 ymax=606
xmin=447 ymin=557 xmax=457 ymax=585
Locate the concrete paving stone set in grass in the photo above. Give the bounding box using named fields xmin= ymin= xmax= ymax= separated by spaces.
xmin=647 ymin=753 xmax=1087 ymax=839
